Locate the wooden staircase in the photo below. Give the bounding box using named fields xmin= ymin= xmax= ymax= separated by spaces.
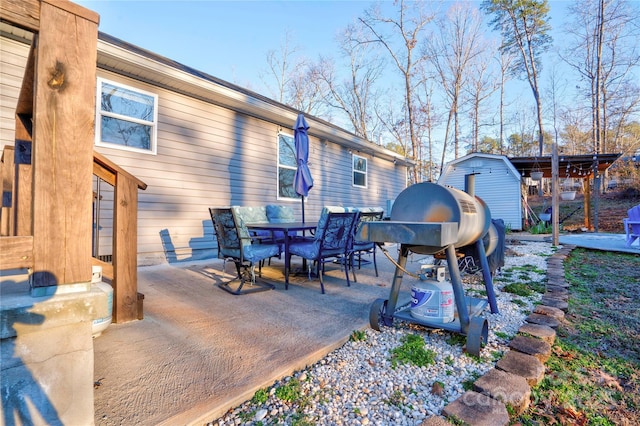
xmin=0 ymin=0 xmax=146 ymax=323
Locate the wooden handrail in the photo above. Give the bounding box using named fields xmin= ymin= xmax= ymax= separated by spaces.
xmin=93 ymin=151 xmax=147 ymax=190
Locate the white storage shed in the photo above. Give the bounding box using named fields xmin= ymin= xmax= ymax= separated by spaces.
xmin=438 ymin=153 xmax=523 ymax=231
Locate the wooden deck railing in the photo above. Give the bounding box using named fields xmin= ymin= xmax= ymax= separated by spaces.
xmin=91 ymin=152 xmax=147 ymax=322
xmin=1 ymin=146 xmax=146 ymax=323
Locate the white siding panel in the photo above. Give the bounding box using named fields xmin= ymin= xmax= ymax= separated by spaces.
xmin=1 ymin=35 xmax=406 ymax=265
xmin=0 ymin=38 xmax=29 ymax=146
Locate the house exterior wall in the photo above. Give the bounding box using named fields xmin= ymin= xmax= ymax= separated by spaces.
xmin=1 ymin=33 xmax=407 ymax=265
xmin=0 ymin=37 xmax=27 ymax=148
xmin=438 ymin=155 xmax=523 ymax=231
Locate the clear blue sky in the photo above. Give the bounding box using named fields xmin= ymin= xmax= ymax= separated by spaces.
xmin=76 ymin=0 xmax=373 ymax=94
xmin=74 ymin=1 xmax=582 ymax=101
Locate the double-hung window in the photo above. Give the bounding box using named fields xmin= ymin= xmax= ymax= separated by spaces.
xmin=352 ymin=154 xmax=367 ymax=188
xmin=95 ymin=77 xmax=158 ymax=154
xmin=277 ymin=132 xmax=298 ymax=199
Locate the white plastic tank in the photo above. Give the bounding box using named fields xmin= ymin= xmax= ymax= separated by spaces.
xmin=91 ymin=266 xmax=113 ymax=338
xmin=410 ymin=266 xmax=455 ymax=324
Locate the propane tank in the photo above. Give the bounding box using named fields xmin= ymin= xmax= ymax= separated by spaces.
xmin=410 ymin=265 xmax=455 ymax=324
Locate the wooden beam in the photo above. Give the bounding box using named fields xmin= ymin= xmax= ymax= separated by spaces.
xmin=0 ymin=0 xmax=40 ymax=32
xmin=43 ymin=0 xmax=99 ymax=25
xmin=15 ymin=42 xmax=36 ymax=118
xmin=30 ymin=1 xmax=98 ymax=287
xmin=0 ymin=236 xmax=34 ymax=270
xmin=93 ymin=159 xmax=117 ymax=186
xmin=91 ymin=257 xmax=113 ymax=281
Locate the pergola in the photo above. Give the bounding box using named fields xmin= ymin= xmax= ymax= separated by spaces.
xmin=508 ymin=153 xmax=621 ymax=179
xmin=508 ymin=153 xmax=622 ymax=231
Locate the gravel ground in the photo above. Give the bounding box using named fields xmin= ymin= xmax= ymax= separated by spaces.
xmin=210 ymin=241 xmax=556 ymax=426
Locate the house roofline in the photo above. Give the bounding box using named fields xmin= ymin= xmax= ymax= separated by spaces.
xmin=0 ymin=21 xmax=412 ymax=166
xmin=96 ymin=32 xmax=413 ymax=166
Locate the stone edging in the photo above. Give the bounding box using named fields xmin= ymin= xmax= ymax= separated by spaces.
xmin=420 ymin=244 xmax=576 ymax=426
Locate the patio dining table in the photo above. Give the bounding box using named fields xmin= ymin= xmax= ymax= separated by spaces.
xmin=246 ymin=221 xmax=317 ymax=289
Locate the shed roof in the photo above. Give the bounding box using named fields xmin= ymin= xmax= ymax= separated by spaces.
xmin=440 ymin=153 xmax=521 ymax=181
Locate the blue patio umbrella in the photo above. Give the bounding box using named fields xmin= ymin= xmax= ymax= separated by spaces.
xmin=293 ymin=113 xmax=314 ymax=222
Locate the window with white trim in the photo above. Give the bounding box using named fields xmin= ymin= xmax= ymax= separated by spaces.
xmin=352 ymin=154 xmax=367 ymax=188
xmin=277 ymin=132 xmax=298 ymax=199
xmin=95 ymin=78 xmax=158 ymax=154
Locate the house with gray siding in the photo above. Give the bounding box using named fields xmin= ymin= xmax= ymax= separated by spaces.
xmin=438 ymin=153 xmax=523 ymax=231
xmin=0 ymin=23 xmax=410 ymax=265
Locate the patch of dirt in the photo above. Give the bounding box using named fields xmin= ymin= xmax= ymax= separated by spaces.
xmin=527 ymin=187 xmax=640 ymax=233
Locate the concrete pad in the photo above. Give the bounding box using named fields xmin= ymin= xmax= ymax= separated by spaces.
xmin=534 ymin=305 xmax=565 ymax=321
xmin=419 ymin=415 xmax=454 ymax=425
xmin=539 ymin=297 xmax=568 ymax=311
xmin=525 ymin=312 xmax=560 ymax=329
xmin=518 ymin=323 xmax=556 ymax=345
xmin=93 ymin=252 xmax=408 ymax=425
xmin=509 ymin=335 xmax=552 ymax=363
xmin=473 ymin=368 xmax=531 ymax=415
xmin=442 ymin=390 xmax=509 ymax=426
xmin=496 ymin=350 xmax=545 ymax=386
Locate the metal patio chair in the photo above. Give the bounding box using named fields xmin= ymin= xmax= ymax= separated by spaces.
xmin=287 ymin=209 xmax=359 ymax=294
xmin=351 ymin=209 xmax=384 ymax=277
xmin=209 ymin=207 xmax=280 ymax=295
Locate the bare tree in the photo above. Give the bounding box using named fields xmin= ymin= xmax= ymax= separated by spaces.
xmin=466 ymin=39 xmax=499 ymax=153
xmin=427 ymin=2 xmax=485 ymax=172
xmin=483 ymin=0 xmax=553 ymax=157
xmin=416 ymin=81 xmax=441 ymax=181
xmin=313 ymin=24 xmax=385 ymax=140
xmin=561 ymin=0 xmax=640 ymax=156
xmin=261 ymin=30 xmax=302 ymax=104
xmin=259 ymin=30 xmax=327 ymax=116
xmin=497 ymin=44 xmax=517 ymax=154
xmin=356 ymin=0 xmax=436 ymax=183
xmin=287 ymin=62 xmax=329 ymax=117
xmin=559 ymin=107 xmax=593 ymax=155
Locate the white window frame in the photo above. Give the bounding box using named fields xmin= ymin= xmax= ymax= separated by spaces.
xmin=95 ymin=77 xmax=158 ymax=155
xmin=352 ymin=154 xmax=368 ymax=188
xmin=277 ymin=132 xmax=298 ymax=201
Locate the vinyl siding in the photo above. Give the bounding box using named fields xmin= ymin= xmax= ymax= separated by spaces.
xmin=0 ymin=37 xmax=28 ymax=146
xmin=1 ymin=35 xmax=406 ymax=265
xmin=439 ymin=156 xmax=523 ymax=231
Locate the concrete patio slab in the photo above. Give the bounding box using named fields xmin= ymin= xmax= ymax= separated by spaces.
xmin=93 ymin=250 xmax=408 ymax=425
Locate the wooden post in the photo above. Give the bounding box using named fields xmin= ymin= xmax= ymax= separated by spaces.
xmin=30 ymin=1 xmax=99 ymax=290
xmin=113 ymin=177 xmax=140 ymax=321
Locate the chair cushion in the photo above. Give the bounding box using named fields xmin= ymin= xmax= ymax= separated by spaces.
xmin=233 ymin=206 xmax=269 ymax=225
xmin=353 ymin=241 xmax=374 ymax=250
xmin=243 ymin=243 xmax=281 ymax=263
xmin=289 ymin=240 xmax=320 ymax=259
xmin=232 ymin=206 xmax=271 ymax=240
xmin=266 ymin=205 xmax=296 ymax=223
xmin=314 ymin=206 xmax=355 ymax=235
